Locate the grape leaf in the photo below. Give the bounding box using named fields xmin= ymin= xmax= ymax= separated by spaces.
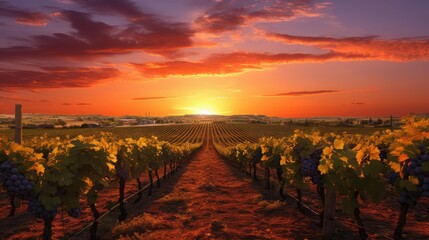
xmin=389 ymin=162 xmax=401 ymax=173
xmin=30 ymin=164 xmax=45 ymax=175
xmin=363 ymin=161 xmax=384 ymax=179
xmin=399 ymin=154 xmax=409 ymax=162
xmin=318 ymin=161 xmax=330 ymax=174
xmin=399 ymin=180 xmax=417 ymax=192
xmin=57 ymin=171 xmax=74 ymax=186
xmin=364 ymin=180 xmax=385 ymax=202
xmin=39 ymin=194 xmax=61 ymax=211
xmin=86 ymin=188 xmax=98 ymax=204
xmin=422 ymin=162 xmax=429 ymax=172
xmin=334 ymin=139 xmax=344 ymax=150
xmin=409 ymin=176 xmax=419 ymax=185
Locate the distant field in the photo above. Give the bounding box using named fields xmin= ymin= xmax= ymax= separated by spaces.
xmin=0 ymin=125 xmax=175 ymax=140
xmin=228 ymin=123 xmax=390 ymax=139
xmin=0 ymin=123 xmax=390 ymax=141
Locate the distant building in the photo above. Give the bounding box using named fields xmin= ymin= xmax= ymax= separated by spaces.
xmin=118 ymin=119 xmax=138 ymax=125
xmin=23 ymin=124 xmax=38 ymax=129
xmin=139 ymin=119 xmax=155 ymax=125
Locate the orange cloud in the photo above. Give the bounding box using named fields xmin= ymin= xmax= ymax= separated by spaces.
xmin=131 ymin=96 xmax=176 ymax=101
xmin=267 ymin=33 xmax=429 ymax=61
xmin=62 ymin=102 xmax=92 ymax=106
xmin=0 ymin=96 xmax=32 ymax=102
xmin=132 ymin=31 xmax=429 ymax=79
xmin=264 ymin=90 xmax=341 ymax=97
xmin=132 ymin=51 xmax=346 ymax=78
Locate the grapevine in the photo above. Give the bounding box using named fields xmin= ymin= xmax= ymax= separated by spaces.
xmin=0 ymin=132 xmax=201 ymax=240
xmin=213 ymin=117 xmax=429 ymax=239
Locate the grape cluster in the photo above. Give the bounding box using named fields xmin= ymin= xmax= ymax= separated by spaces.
xmin=28 ymin=197 xmax=57 ymax=219
xmin=300 ymin=149 xmax=323 ymax=186
xmin=398 ymin=151 xmax=429 ymax=204
xmin=68 ymin=208 xmax=81 ymax=218
xmin=387 ymin=170 xmax=398 ymax=184
xmin=378 ymin=144 xmax=389 ymax=162
xmin=93 ymin=182 xmax=104 ymax=191
xmin=406 ymin=154 xmax=429 ymax=195
xmin=0 ymin=160 xmax=35 ymax=200
xmin=398 ymin=189 xmax=419 ymax=205
xmin=0 ymin=160 xmax=58 ymax=220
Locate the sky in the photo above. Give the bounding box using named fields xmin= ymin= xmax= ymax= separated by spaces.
xmin=0 ymin=0 xmax=429 ymax=117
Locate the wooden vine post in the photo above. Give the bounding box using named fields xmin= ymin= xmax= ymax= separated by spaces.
xmin=15 ymin=104 xmax=22 ymax=144
xmin=13 ymin=104 xmax=23 ymax=212
xmin=322 ymin=188 xmax=336 ymax=238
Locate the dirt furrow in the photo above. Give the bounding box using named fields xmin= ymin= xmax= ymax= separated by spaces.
xmin=111 ymin=142 xmax=321 ymax=239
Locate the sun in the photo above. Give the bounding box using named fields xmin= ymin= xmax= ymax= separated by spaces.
xmin=197 ymin=109 xmax=214 ymax=115
xmin=181 ymin=101 xmax=219 ymax=115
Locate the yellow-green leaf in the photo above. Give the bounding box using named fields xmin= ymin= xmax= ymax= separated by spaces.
xmin=334 ymin=139 xmax=344 ymax=150
xmin=409 ymin=176 xmax=419 ymax=185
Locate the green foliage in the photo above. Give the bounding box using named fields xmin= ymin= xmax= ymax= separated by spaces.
xmin=400 ymin=180 xmax=417 ymax=192
xmin=422 ymin=162 xmax=429 ymax=172
xmin=0 ymin=132 xmax=200 ymax=215
xmin=220 ymin=117 xmax=429 ymax=216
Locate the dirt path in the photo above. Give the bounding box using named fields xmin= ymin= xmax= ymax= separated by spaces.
xmin=111 ymin=141 xmax=323 ymax=240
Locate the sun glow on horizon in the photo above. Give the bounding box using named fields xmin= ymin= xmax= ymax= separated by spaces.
xmin=196 ymin=109 xmax=214 ymax=115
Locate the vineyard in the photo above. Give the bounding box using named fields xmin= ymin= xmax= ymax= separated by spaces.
xmin=213 ymin=119 xmax=429 ymax=239
xmin=0 ymin=120 xmax=428 ymax=239
xmin=0 ymin=123 xmax=205 ymax=240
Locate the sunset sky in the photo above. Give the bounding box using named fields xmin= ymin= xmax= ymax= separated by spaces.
xmin=0 ymin=0 xmax=428 ymax=117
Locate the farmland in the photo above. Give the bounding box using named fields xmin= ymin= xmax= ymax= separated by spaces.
xmin=0 ymin=122 xmax=388 ymax=140
xmin=0 ymin=120 xmax=428 ymax=239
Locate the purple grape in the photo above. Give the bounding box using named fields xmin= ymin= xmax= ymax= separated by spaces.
xmin=68 ymin=208 xmax=81 ymax=218
xmin=300 ymin=149 xmax=323 ymax=186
